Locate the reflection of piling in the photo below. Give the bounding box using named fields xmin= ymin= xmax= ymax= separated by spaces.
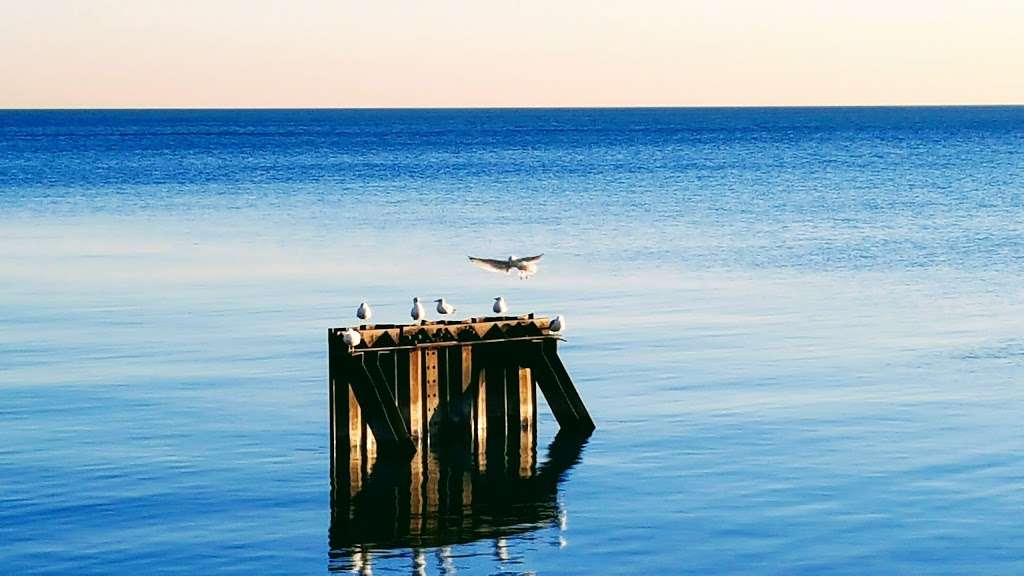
xmin=327 ymin=315 xmax=595 ymax=461
xmin=329 ymin=431 xmax=587 ymax=558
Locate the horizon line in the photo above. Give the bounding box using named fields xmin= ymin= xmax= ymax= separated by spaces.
xmin=2 ymin=103 xmax=1023 ymax=112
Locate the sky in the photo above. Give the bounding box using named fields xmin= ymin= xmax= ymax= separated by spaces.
xmin=1 ymin=0 xmax=1022 ymax=108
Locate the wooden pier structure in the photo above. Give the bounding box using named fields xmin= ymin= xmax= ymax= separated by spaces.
xmin=327 ymin=314 xmax=594 ymax=463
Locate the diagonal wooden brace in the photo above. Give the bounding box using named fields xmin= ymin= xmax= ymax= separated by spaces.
xmin=343 ymin=352 xmax=416 ymax=455
xmin=526 ymin=340 xmax=596 ymax=435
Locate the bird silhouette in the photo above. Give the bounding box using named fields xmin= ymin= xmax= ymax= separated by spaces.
xmin=468 ymin=254 xmax=544 ymax=279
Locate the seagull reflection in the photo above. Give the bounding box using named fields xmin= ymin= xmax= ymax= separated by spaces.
xmin=328 ymin=432 xmax=587 ymax=573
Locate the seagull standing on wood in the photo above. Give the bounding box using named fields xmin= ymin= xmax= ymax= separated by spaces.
xmin=410 ymin=297 xmax=425 ymax=322
xmin=492 ymin=296 xmax=508 ymax=314
xmin=356 ymin=302 xmax=372 ymax=322
xmin=468 ymin=254 xmax=544 ymax=280
xmin=434 ymin=298 xmax=456 ymax=317
xmin=550 ymin=314 xmax=566 ymax=333
xmin=342 ymin=329 xmax=362 ymax=346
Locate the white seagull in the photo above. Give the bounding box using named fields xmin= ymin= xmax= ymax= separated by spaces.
xmin=356 ymin=301 xmax=373 ymax=322
xmin=342 ymin=329 xmax=362 ymax=346
xmin=550 ymin=314 xmax=566 ymax=333
xmin=410 ymin=297 xmax=425 ymax=322
xmin=434 ymin=298 xmax=456 ymax=317
xmin=492 ymin=296 xmax=508 ymax=315
xmin=468 ymin=254 xmax=544 ymax=280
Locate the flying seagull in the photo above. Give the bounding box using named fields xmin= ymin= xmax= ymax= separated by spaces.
xmin=468 ymin=254 xmax=544 ymax=280
xmin=434 ymin=298 xmax=456 ymax=317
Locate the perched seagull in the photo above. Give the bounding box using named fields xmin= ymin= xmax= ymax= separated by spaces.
xmin=468 ymin=254 xmax=544 ymax=280
xmin=492 ymin=296 xmax=508 ymax=315
xmin=356 ymin=301 xmax=373 ymax=322
xmin=342 ymin=329 xmax=362 ymax=347
xmin=434 ymin=298 xmax=456 ymax=317
xmin=550 ymin=314 xmax=566 ymax=333
xmin=410 ymin=297 xmax=425 ymax=322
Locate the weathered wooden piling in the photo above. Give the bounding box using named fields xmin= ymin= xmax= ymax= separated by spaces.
xmin=328 ymin=314 xmax=594 ymax=463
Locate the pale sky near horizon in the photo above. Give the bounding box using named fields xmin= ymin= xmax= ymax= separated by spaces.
xmin=1 ymin=0 xmax=1022 ymax=108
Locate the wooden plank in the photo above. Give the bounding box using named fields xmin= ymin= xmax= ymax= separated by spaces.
xmin=442 ymin=347 xmax=459 ymax=426
xmin=328 ymin=331 xmax=338 ymax=471
xmin=484 ymin=356 xmax=508 ymax=450
xmin=396 ymin=350 xmax=411 ymax=434
xmin=348 ymin=382 xmax=362 ymax=450
xmin=424 ymin=348 xmax=440 ymax=439
xmin=504 ymin=360 xmax=521 ymax=455
xmin=461 ymin=345 xmax=474 ymax=417
xmin=473 ymin=346 xmax=488 ymax=468
xmin=518 ymin=364 xmax=536 ymax=477
xmin=408 ymin=349 xmax=423 ymax=449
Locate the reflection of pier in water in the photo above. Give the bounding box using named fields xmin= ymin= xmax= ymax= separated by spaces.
xmin=329 ymin=432 xmax=586 ymax=572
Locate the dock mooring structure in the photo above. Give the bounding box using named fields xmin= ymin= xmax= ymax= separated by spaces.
xmin=327 ymin=314 xmax=595 ymax=462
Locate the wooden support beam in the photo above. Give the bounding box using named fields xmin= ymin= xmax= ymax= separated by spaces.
xmin=348 ymin=384 xmax=362 ymax=451
xmin=424 ymin=348 xmax=441 ymax=439
xmin=518 ymin=364 xmax=536 ymax=477
xmin=343 ymin=353 xmax=416 ymax=454
xmin=407 ymin=349 xmax=423 ymax=449
xmin=460 ymin=346 xmax=474 ymax=427
xmin=541 ymin=339 xmax=595 ymax=433
xmin=328 ymin=331 xmax=339 ymax=472
xmin=527 ymin=341 xmax=595 ymax=435
xmin=503 ymin=360 xmax=521 ymax=456
xmin=443 ymin=346 xmax=464 ymax=428
xmin=484 ymin=354 xmax=508 ymax=454
xmin=376 ymin=351 xmax=398 ymax=401
xmin=472 ymin=345 xmax=488 ymax=467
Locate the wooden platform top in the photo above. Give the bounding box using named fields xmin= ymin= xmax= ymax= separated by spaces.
xmin=329 ymin=314 xmax=557 ymax=352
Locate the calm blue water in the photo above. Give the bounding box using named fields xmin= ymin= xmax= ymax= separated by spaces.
xmin=1 ymin=107 xmax=1023 ymax=574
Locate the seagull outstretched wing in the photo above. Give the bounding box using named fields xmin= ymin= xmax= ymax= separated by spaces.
xmin=511 ymin=254 xmax=543 ymax=266
xmin=468 ymin=256 xmax=511 ymax=274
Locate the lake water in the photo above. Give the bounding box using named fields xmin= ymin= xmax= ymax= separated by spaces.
xmin=1 ymin=107 xmax=1022 ymax=574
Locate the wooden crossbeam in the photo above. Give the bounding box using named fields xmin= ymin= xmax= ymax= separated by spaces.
xmin=330 ymin=315 xmax=551 ymax=351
